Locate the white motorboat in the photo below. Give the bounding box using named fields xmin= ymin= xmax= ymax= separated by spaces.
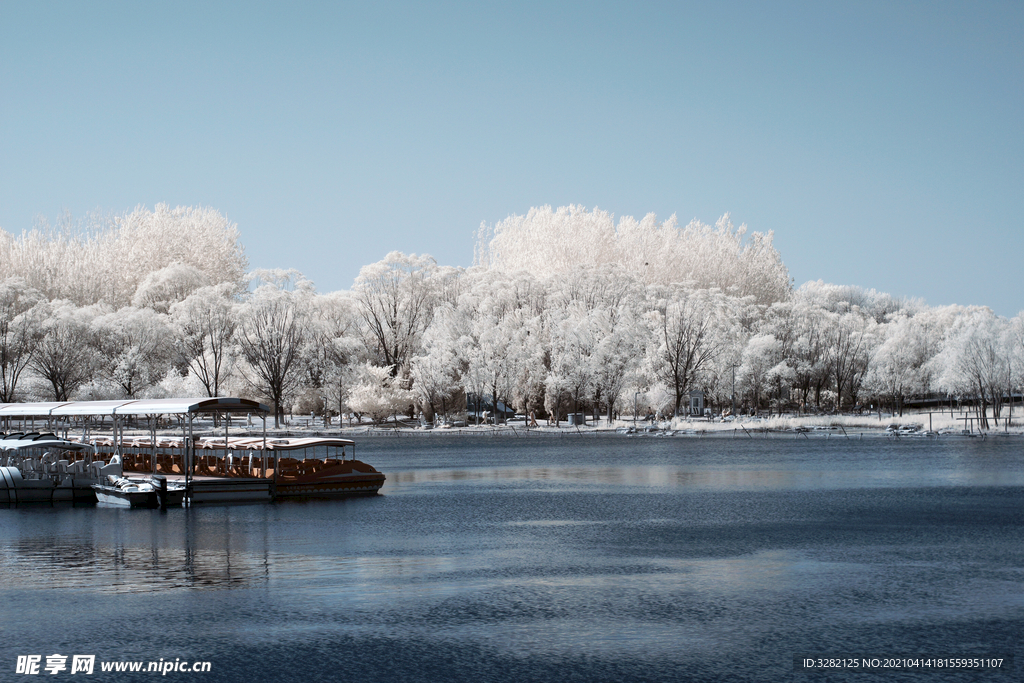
xmin=92 ymin=475 xmax=186 ymax=508
xmin=0 ymin=433 xmax=118 ymax=504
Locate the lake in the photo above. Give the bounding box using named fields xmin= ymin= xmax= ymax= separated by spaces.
xmin=1 ymin=434 xmax=1021 ymax=681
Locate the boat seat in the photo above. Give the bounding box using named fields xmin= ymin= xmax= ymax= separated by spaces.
xmin=276 ymin=458 xmax=300 ymax=476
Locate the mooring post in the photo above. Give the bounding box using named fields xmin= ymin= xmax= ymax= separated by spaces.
xmin=154 ymin=474 xmax=168 ymax=510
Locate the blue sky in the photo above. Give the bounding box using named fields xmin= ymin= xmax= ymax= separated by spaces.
xmin=1 ymin=1 xmax=1021 ymax=314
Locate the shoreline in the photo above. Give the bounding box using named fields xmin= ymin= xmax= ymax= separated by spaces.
xmin=240 ymin=423 xmax=1023 ymax=440
xmin=52 ymin=411 xmax=1022 ymax=441
xmin=254 ymin=408 xmax=1024 ymax=439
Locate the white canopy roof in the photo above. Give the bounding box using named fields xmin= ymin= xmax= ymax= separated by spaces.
xmin=0 ymin=402 xmax=70 ymax=417
xmin=0 ymin=434 xmax=92 ymax=451
xmin=112 ymin=398 xmax=270 ymax=416
xmin=263 ymin=437 xmax=354 ymax=450
xmin=2 ymin=398 xmax=270 ymax=417
xmin=194 ymin=436 xmax=353 ymax=451
xmin=49 ymin=400 xmax=132 ymax=416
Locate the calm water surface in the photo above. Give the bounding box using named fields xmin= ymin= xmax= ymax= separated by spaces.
xmin=1 ymin=435 xmax=1021 ymax=681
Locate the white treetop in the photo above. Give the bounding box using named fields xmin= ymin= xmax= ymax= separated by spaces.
xmin=0 ymin=204 xmax=246 ymax=308
xmin=477 ymin=205 xmax=790 ymax=304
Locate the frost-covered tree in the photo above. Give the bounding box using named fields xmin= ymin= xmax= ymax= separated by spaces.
xmin=302 ymin=291 xmax=362 ymax=420
xmin=0 ymin=278 xmax=45 ymax=402
xmin=347 ymin=362 xmax=415 ymax=424
xmin=29 ymin=301 xmax=97 ymax=401
xmin=862 ymin=313 xmax=938 ymax=416
xmin=169 ymin=283 xmax=239 ymax=398
xmin=934 ymin=307 xmax=1009 ymax=429
xmin=477 ymin=206 xmax=790 ymax=305
xmin=91 ymin=306 xmax=172 ymax=398
xmin=1006 ymin=313 xmax=1024 ymax=422
xmin=12 ymin=198 xmax=1024 ymax=426
xmin=354 ymin=252 xmax=441 ymax=376
xmin=646 ymin=286 xmax=726 ymax=416
xmin=134 ymin=262 xmax=210 ymax=314
xmin=546 ymin=305 xmax=597 ymax=422
xmin=588 ymin=307 xmax=644 ymax=422
xmin=738 ymin=334 xmax=782 ymax=415
xmin=410 ymin=308 xmax=464 ymax=423
xmin=782 ymin=298 xmax=830 ymax=409
xmin=473 ymin=307 xmax=541 ymax=421
xmin=237 ymin=270 xmax=311 ymax=426
xmin=797 ymin=280 xmax=916 ymax=323
xmin=824 ymin=310 xmax=876 ymax=411
xmin=1 ymin=204 xmax=246 ymax=308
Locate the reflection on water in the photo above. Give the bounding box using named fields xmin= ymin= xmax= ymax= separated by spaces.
xmin=0 ymin=512 xmax=469 ymax=595
xmin=386 ymin=464 xmax=1021 ymax=490
xmin=0 ymin=538 xmax=267 ymax=592
xmin=0 ymin=512 xmax=272 ymax=593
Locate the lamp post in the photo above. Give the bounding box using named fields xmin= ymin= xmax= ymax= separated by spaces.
xmin=634 ymin=391 xmax=640 ymax=429
xmin=731 ymin=364 xmax=737 ymax=417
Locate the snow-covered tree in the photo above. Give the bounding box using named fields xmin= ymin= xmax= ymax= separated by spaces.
xmin=133 ymin=262 xmax=210 ymax=314
xmin=738 ymin=334 xmax=782 ymax=415
xmin=862 ymin=313 xmax=937 ymax=415
xmin=410 ymin=311 xmax=464 ymax=423
xmin=545 ymin=305 xmax=597 ymax=421
xmin=588 ymin=306 xmax=644 ymax=422
xmin=825 ymin=309 xmax=876 ymax=411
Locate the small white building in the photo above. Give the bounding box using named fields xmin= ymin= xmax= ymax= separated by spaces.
xmin=688 ymin=390 xmax=705 ymax=417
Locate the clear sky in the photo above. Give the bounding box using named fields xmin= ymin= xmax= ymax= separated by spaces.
xmin=1 ymin=1 xmax=1021 ymax=314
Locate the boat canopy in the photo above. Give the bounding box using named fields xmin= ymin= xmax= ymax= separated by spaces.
xmin=114 ymin=398 xmax=270 ymax=416
xmin=0 ymin=398 xmax=271 ymax=418
xmin=49 ymin=400 xmax=141 ymax=416
xmin=0 ymin=402 xmax=69 ymax=417
xmin=0 ymin=433 xmax=92 ymax=452
xmin=194 ymin=436 xmax=354 ymax=451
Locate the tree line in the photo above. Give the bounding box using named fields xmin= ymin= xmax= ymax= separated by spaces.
xmin=1 ymin=204 xmax=1022 ymax=430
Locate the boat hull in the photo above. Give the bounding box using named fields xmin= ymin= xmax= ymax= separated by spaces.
xmin=274 ymin=477 xmax=385 ymax=498
xmin=92 ymin=483 xmax=186 ymax=508
xmin=187 ymin=477 xmax=274 ymax=505
xmin=274 ymin=460 xmax=385 ymax=499
xmin=0 ymin=466 xmax=97 ymax=504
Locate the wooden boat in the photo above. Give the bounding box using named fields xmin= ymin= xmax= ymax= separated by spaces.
xmin=275 ymin=455 xmax=386 ymax=498
xmin=196 ymin=436 xmax=385 ymax=500
xmin=0 ymin=399 xmax=385 ymax=505
xmin=115 ymin=435 xmax=384 ymax=503
xmin=256 ymin=437 xmax=384 ymax=498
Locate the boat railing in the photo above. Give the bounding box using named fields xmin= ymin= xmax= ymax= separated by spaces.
xmin=84 ymin=434 xmax=357 ymax=480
